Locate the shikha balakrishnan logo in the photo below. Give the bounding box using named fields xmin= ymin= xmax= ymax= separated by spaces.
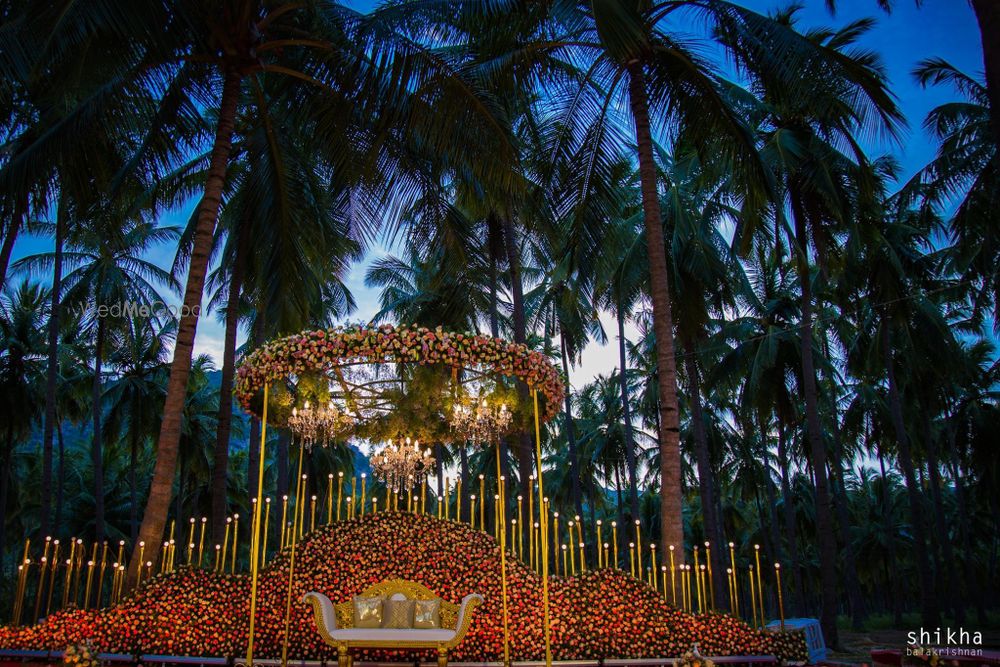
xmin=906 ymin=627 xmax=985 ymax=658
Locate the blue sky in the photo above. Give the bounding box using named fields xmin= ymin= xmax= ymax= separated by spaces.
xmin=9 ymin=0 xmax=984 ymax=386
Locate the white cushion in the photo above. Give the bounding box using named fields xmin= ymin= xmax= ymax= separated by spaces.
xmin=329 ymin=628 xmax=456 ymax=643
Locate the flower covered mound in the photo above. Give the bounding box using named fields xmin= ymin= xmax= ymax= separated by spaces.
xmin=234 ymin=325 xmax=565 ymax=424
xmin=0 ymin=513 xmax=808 ymax=662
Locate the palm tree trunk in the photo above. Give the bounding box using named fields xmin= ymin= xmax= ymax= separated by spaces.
xmin=212 ymin=225 xmax=249 ymax=539
xmin=91 ymin=316 xmax=107 ymax=543
xmin=40 ymin=196 xmax=66 ymax=538
xmin=830 ymin=420 xmax=865 ymax=629
xmin=877 ymin=447 xmax=903 ymax=624
xmin=615 ymin=301 xmax=641 ymax=523
xmin=777 ymin=425 xmax=802 ymax=616
xmin=0 ymin=217 xmax=20 ymax=292
xmin=132 ymin=68 xmax=242 ymax=581
xmin=55 ymin=421 xmax=65 ymax=533
xmin=501 ymin=215 xmax=534 ymax=501
xmin=130 ymin=423 xmax=139 ymax=544
xmin=948 ymin=437 xmax=986 ymax=624
xmin=882 ymin=322 xmax=939 ymax=626
xmin=788 ymin=191 xmax=839 ymax=647
xmin=924 ymin=417 xmax=959 ymax=622
xmin=971 ymin=0 xmax=1000 ymax=148
xmin=626 ymin=64 xmax=684 ymax=558
xmin=0 ymin=429 xmax=11 ymax=569
xmin=559 ymin=329 xmax=584 ymax=519
xmin=684 ymin=347 xmax=727 ymax=610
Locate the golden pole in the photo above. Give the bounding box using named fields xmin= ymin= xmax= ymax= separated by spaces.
xmin=561 ymin=544 xmax=568 ymax=575
xmin=186 ymin=518 xmax=196 ymax=564
xmin=436 ymin=495 xmax=441 ymax=519
xmin=577 ymin=541 xmax=585 ymax=573
xmin=470 ymin=495 xmax=477 ymax=529
xmin=96 ymin=541 xmax=108 ymax=607
xmin=261 ymin=499 xmax=271 ymax=568
xmin=661 ymin=566 xmax=668 ymax=600
xmin=629 ymin=542 xmax=635 ymax=577
xmin=603 ymin=543 xmax=609 ymax=568
xmin=214 ymin=545 xmax=221 ymax=571
xmin=596 ymin=521 xmax=603 ymax=568
xmin=532 ymin=390 xmax=551 ymax=667
xmin=749 ymin=565 xmax=758 ymax=628
xmin=693 ymin=545 xmax=700 ymax=596
xmin=327 ymin=474 xmax=334 ymax=524
xmin=728 ymin=542 xmax=739 ymax=614
xmin=754 ymin=545 xmax=765 ymax=626
xmin=669 ymin=545 xmax=677 ymax=604
xmin=517 ymin=497 xmax=523 ymax=559
xmin=479 ymin=474 xmax=485 ymax=528
xmin=83 ymin=561 xmax=94 ymax=611
xmin=774 ymin=563 xmax=785 ymax=631
xmin=705 ymin=542 xmax=714 ymax=610
xmin=634 ymin=520 xmax=643 ymax=581
xmin=45 ymin=541 xmax=60 ymax=615
xmin=727 ymin=567 xmax=736 ymax=614
xmin=281 ymin=440 xmax=307 ymax=667
xmin=246 ymin=383 xmax=269 ymax=667
xmin=231 ymin=514 xmax=240 ymax=574
xmin=456 ymin=478 xmax=462 ymax=520
xmin=372 ymin=497 xmax=379 ymax=514
xmin=362 ymin=474 xmax=368 ymax=517
xmin=444 ymin=477 xmax=450 ymax=520
xmin=650 ymin=544 xmax=657 ymax=589
xmin=198 ymin=518 xmax=207 ymax=567
xmin=496 ymin=448 xmax=510 ymax=667
xmin=528 ymin=480 xmax=534 ymax=567
xmin=552 ymin=513 xmax=561 ymax=573
xmin=349 ymin=475 xmax=356 ymax=521
xmin=221 ymin=518 xmax=231 ymax=570
xmin=310 ymin=495 xmax=317 ymax=532
xmin=612 ymin=521 xmax=619 ymax=568
xmin=686 ymin=565 xmax=694 ymax=612
xmin=337 ymin=472 xmax=344 ymax=521
xmin=695 ymin=564 xmax=703 ymax=613
xmin=280 ymin=496 xmax=289 ymax=548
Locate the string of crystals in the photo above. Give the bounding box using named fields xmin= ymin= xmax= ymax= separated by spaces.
xmin=450 ymin=396 xmax=512 ymax=444
xmin=286 ymin=400 xmax=353 ymax=450
xmin=371 ymin=437 xmax=435 ymax=494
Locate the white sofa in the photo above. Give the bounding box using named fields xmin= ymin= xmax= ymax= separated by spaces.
xmin=302 ymin=580 xmax=483 ymax=667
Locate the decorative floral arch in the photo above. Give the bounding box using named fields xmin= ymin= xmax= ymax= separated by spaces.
xmin=235 ymin=324 xmax=565 ymax=424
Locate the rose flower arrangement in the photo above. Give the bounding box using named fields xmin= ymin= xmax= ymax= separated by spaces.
xmin=234 ymin=325 xmax=565 ymax=425
xmin=0 ymin=513 xmax=807 ymax=663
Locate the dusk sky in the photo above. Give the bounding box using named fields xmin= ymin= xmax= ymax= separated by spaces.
xmin=9 ymin=0 xmax=985 ymax=387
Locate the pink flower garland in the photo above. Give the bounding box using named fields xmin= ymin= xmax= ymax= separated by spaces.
xmin=235 ymin=325 xmax=565 ymax=423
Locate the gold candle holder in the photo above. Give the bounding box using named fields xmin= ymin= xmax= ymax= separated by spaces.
xmin=361 ymin=473 xmax=368 ymax=516
xmin=479 ymin=474 xmax=485 ymax=528
xmin=470 ymin=495 xmax=477 ymax=529
xmin=603 ymin=543 xmax=610 ymax=568
xmin=280 ymin=496 xmax=289 ymax=548
xmin=596 ymin=521 xmax=603 ymax=568
xmin=337 ymin=472 xmax=344 ymax=521
xmin=327 ymin=474 xmax=334 ymax=523
xmin=261 ymin=500 xmax=271 ymax=567
xmin=372 ymin=497 xmax=379 ymax=514
xmin=612 ymin=521 xmax=618 ymax=568
xmin=669 ymin=544 xmax=677 ymax=607
xmin=650 ymin=544 xmax=657 ymax=589
xmin=577 ymin=541 xmax=585 ymax=573
xmin=727 ymin=567 xmax=736 ymax=613
xmin=231 ymin=514 xmax=240 ymax=573
xmin=705 ymin=541 xmax=714 ymax=610
xmin=774 ymin=563 xmax=785 ymax=630
xmin=517 ymin=497 xmax=524 ymax=558
xmin=198 ymin=519 xmax=207 ymax=566
xmin=562 ymin=544 xmax=568 ymax=576
xmin=754 ymin=545 xmax=765 ymax=627
xmin=728 ymin=541 xmax=739 ymax=613
xmin=629 ymin=542 xmax=635 ymax=577
xmin=634 ymin=520 xmax=642 ymax=576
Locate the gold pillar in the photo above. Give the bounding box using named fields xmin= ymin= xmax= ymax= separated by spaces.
xmin=246 ymin=383 xmax=269 ymax=667
xmin=531 ymin=389 xmax=551 ymax=667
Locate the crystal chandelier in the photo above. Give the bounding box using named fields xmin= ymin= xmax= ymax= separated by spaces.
xmin=287 ymin=400 xmax=353 ymax=450
xmin=371 ymin=437 xmax=436 ymax=493
xmin=450 ymin=396 xmax=512 ymax=444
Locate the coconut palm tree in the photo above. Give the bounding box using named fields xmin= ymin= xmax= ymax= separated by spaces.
xmin=14 ymin=218 xmax=179 ymax=542
xmin=726 ymin=9 xmax=905 ymax=642
xmin=0 ymin=281 xmax=47 ymax=564
xmin=103 ymin=317 xmax=173 ymax=543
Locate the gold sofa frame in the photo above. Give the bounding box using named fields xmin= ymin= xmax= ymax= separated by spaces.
xmin=302 ymin=579 xmax=483 ymax=667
